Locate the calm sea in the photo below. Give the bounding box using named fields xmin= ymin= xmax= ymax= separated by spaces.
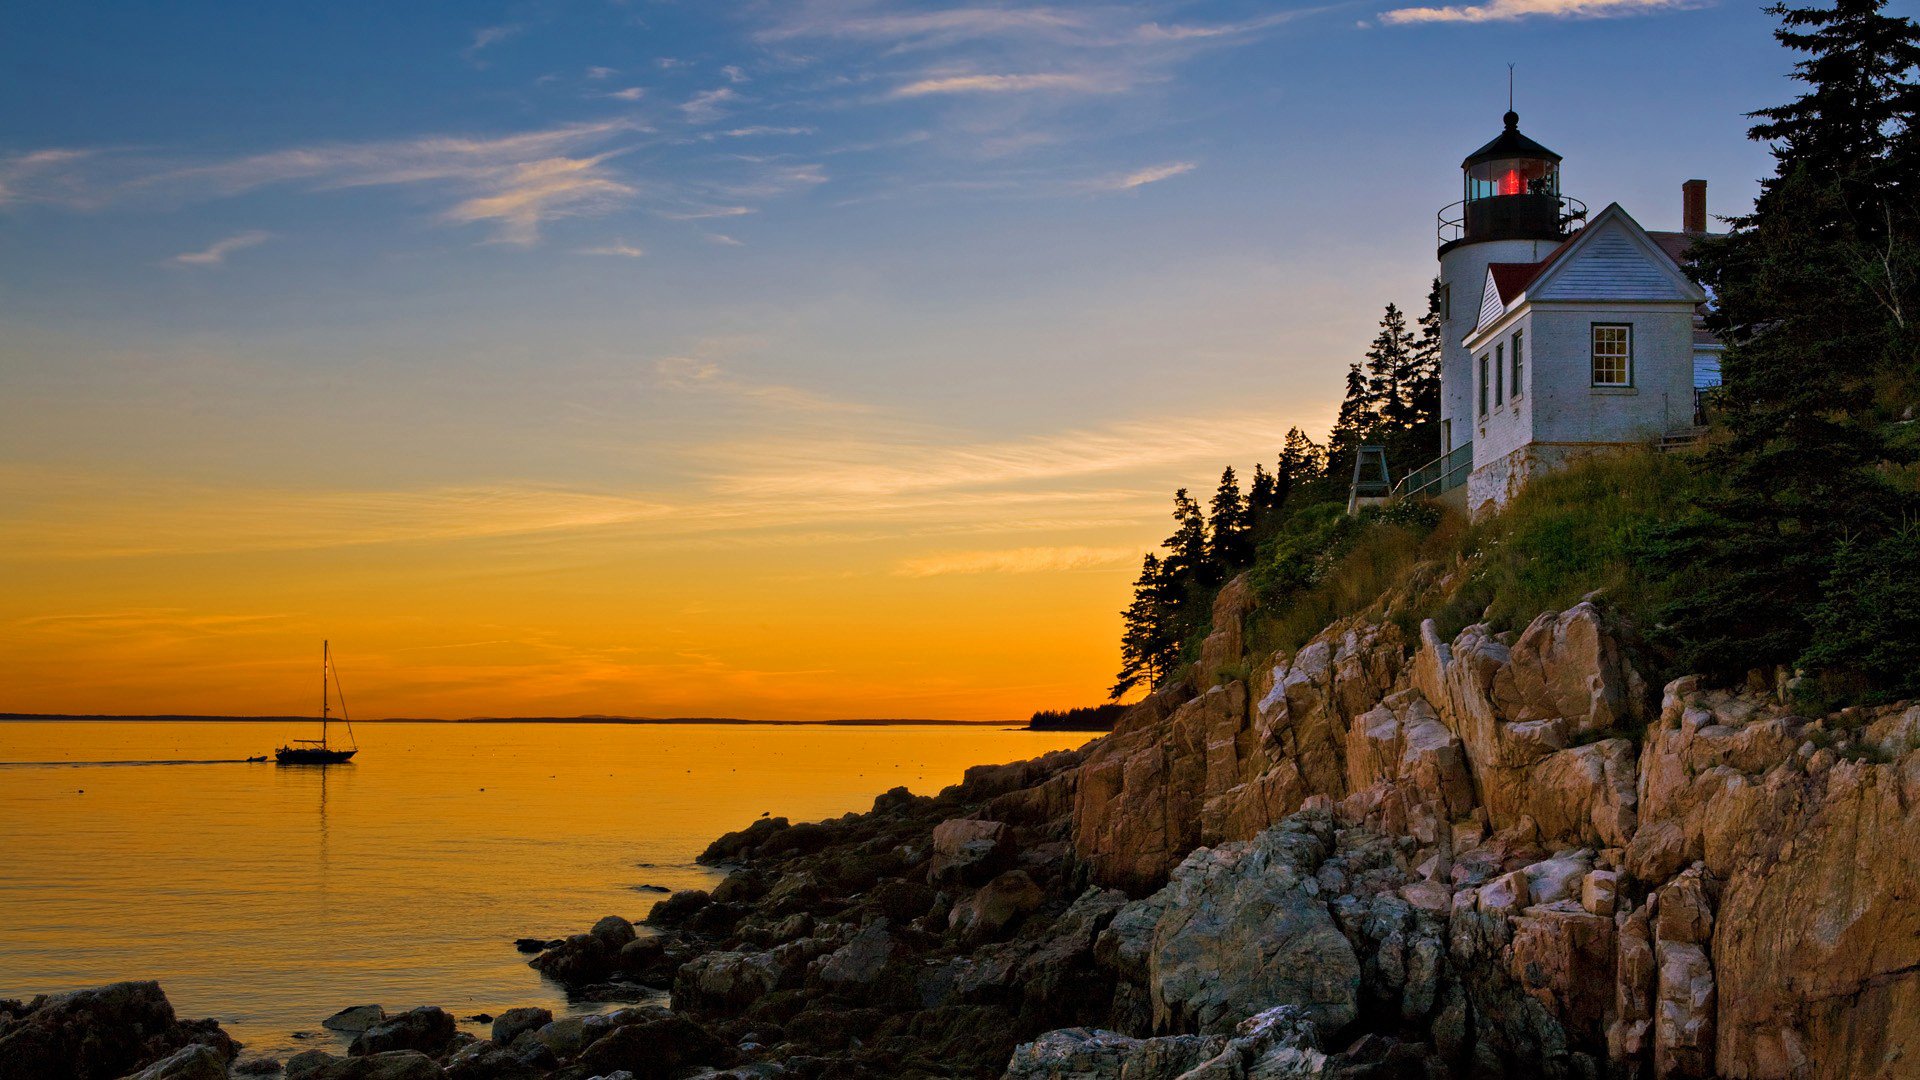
xmin=0 ymin=720 xmax=1090 ymax=1058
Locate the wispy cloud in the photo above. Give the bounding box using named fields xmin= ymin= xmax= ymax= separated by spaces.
xmin=578 ymin=240 xmax=645 ymax=257
xmin=608 ymin=86 xmax=646 ymax=101
xmin=721 ymin=64 xmax=750 ymax=83
xmin=681 ymin=87 xmax=739 ymax=123
xmin=39 ymin=121 xmax=648 ymax=245
xmin=1378 ymin=0 xmax=1698 ymax=23
xmin=169 ymin=229 xmax=272 ymax=267
xmin=894 ymin=545 xmax=1136 ymax=576
xmin=653 ymin=356 xmax=861 ymax=413
xmin=757 ymin=7 xmax=1089 ymax=47
xmin=586 ymin=65 xmax=617 ymax=79
xmin=1091 ymin=160 xmax=1195 ymax=191
xmin=660 ymin=204 xmax=756 ymax=220
xmin=893 ymin=72 xmax=1113 ymax=97
xmin=463 ymin=23 xmax=522 ymax=64
xmin=442 ymin=153 xmax=636 ymax=245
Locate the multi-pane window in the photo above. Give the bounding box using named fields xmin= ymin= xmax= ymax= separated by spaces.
xmin=1511 ymin=330 xmax=1524 ymax=398
xmin=1495 ymin=344 xmax=1505 ymax=402
xmin=1479 ymin=355 xmax=1489 ymax=417
xmin=1591 ymin=324 xmax=1632 ymax=386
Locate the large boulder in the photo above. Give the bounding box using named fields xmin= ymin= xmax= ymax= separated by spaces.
xmin=322 ymin=1005 xmax=386 ymax=1034
xmin=948 ymin=870 xmax=1045 ymax=945
xmin=928 ymin=818 xmax=1014 ymax=887
xmin=1002 ymin=1027 xmax=1224 ymax=1080
xmin=570 ymin=1008 xmax=725 ymax=1077
xmin=1105 ymin=811 xmax=1361 ymax=1037
xmin=348 ymin=1007 xmax=455 ymax=1057
xmin=287 ymin=1052 xmax=445 ymax=1080
xmin=672 ymin=950 xmax=783 ymax=1011
xmin=116 ymin=1044 xmax=228 ymax=1080
xmin=813 ymin=920 xmax=896 ymax=989
xmin=488 ymin=1007 xmax=551 ymax=1047
xmin=0 ymin=981 xmax=236 ymax=1080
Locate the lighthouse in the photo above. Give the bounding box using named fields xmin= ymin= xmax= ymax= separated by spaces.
xmin=1435 ymin=110 xmax=1586 ymax=459
xmin=1396 ymin=108 xmax=1718 ymax=516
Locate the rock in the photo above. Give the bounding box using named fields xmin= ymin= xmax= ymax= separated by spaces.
xmin=1580 ymin=870 xmax=1619 ymax=917
xmin=1654 ymin=942 xmax=1715 ymax=1079
xmin=0 ymin=980 xmax=237 ymax=1080
xmin=289 ymin=1052 xmax=445 ymax=1080
xmin=590 ymin=915 xmax=638 ymax=952
xmin=814 ymin=920 xmax=895 ymax=989
xmin=571 ymin=1008 xmax=726 ymax=1076
xmin=117 ymin=1044 xmax=228 ymax=1080
xmin=947 ymin=871 xmax=1045 ymax=945
xmin=232 ymin=1059 xmax=282 ymax=1077
xmin=1132 ymin=812 xmax=1360 ymax=1036
xmin=1520 ymin=852 xmax=1591 ymax=907
xmin=634 ymin=883 xmax=670 ymax=893
xmin=1002 ymin=1027 xmax=1225 ymax=1080
xmin=1476 ymin=870 xmax=1530 ymax=916
xmin=529 ymin=934 xmax=611 ymax=984
xmin=1607 ymin=904 xmax=1656 ymax=1067
xmin=489 ymin=1007 xmax=551 ymax=1047
xmin=529 ymin=1017 xmax=591 ymax=1059
xmin=673 ymin=950 xmax=783 ymax=1011
xmin=513 ymin=939 xmax=549 ymax=954
xmin=646 ymin=890 xmax=712 ymax=927
xmin=284 ymin=1050 xmax=336 ymax=1079
xmin=928 ymin=819 xmax=1014 ymax=887
xmin=324 ymin=1005 xmax=387 ymax=1033
xmin=443 ymin=1042 xmax=545 ymax=1080
xmin=349 ymin=1007 xmax=455 ymax=1057
xmin=699 ymin=816 xmax=790 ymax=863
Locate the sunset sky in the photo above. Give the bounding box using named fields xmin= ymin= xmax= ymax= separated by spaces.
xmin=2 ymin=0 xmax=1783 ymax=719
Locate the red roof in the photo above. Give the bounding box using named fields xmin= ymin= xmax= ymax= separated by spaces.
xmin=1486 ymin=262 xmax=1544 ymax=304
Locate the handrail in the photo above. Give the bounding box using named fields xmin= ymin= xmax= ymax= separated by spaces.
xmin=1437 ymin=196 xmax=1588 ymax=246
xmin=1394 ymin=442 xmax=1473 ymax=500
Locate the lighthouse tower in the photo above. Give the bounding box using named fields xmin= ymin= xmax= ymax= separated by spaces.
xmin=1435 ymin=110 xmax=1584 ymax=457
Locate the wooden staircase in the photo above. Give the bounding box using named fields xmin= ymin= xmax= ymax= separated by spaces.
xmin=1659 ymin=426 xmax=1709 ymax=452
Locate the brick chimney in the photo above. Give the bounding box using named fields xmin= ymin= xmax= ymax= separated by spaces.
xmin=1683 ymin=179 xmax=1708 ymax=234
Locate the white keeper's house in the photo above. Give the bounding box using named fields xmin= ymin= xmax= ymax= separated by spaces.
xmin=1394 ymin=108 xmax=1724 ymax=515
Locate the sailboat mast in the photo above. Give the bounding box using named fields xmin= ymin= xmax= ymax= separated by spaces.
xmin=321 ymin=639 xmax=330 ymax=749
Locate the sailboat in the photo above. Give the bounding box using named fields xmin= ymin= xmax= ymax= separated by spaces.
xmin=276 ymin=640 xmax=359 ymax=765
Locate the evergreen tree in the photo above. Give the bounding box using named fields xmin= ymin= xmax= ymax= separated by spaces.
xmin=1409 ymin=278 xmax=1445 ymax=451
xmin=1366 ymin=303 xmax=1419 ymax=431
xmin=1208 ymin=466 xmax=1253 ymax=568
xmin=1247 ymin=464 xmax=1280 ymax=540
xmin=1111 ymin=553 xmax=1179 ymax=699
xmin=1277 ymin=427 xmax=1326 ymax=505
xmin=1324 ymin=362 xmax=1378 ymax=486
xmin=1654 ymin=0 xmax=1920 ymax=683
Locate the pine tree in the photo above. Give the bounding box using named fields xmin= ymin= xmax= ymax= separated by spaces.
xmin=1247 ymin=464 xmax=1279 ymax=540
xmin=1277 ymin=427 xmax=1325 ymax=506
xmin=1111 ymin=553 xmax=1178 ymax=700
xmin=1163 ymin=487 xmax=1214 ymax=592
xmin=1208 ymin=466 xmax=1253 ymax=568
xmin=1409 ymin=278 xmax=1446 ymax=452
xmin=1654 ymin=0 xmax=1920 ymax=682
xmin=1366 ymin=303 xmax=1419 ymax=431
xmin=1325 ymin=362 xmax=1378 ymax=486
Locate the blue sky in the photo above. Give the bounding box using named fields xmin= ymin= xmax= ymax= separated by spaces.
xmin=0 ymin=1 xmax=1799 ymax=717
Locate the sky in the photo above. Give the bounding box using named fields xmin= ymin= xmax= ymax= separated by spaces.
xmin=1 ymin=0 xmax=1792 ymax=719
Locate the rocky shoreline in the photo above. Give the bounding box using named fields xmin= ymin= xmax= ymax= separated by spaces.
xmin=8 ymin=580 xmax=1920 ymax=1079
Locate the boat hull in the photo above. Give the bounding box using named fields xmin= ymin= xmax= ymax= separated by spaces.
xmin=275 ymin=747 xmax=357 ymax=765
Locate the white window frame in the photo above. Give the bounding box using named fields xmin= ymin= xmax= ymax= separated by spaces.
xmin=1494 ymin=343 xmax=1505 ymax=404
xmin=1511 ymin=329 xmax=1524 ymax=398
xmin=1591 ymin=323 xmax=1633 ymax=387
xmin=1478 ymin=354 xmax=1490 ymax=417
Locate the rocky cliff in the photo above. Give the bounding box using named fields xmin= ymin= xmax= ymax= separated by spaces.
xmin=31 ymin=577 xmax=1919 ymax=1080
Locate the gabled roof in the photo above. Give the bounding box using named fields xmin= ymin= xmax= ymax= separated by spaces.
xmin=1465 ymin=204 xmax=1709 ymax=345
xmin=1486 ymin=262 xmax=1543 ymax=305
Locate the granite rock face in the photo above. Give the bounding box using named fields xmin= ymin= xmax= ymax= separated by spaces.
xmin=0 ymin=981 xmax=236 ymax=1080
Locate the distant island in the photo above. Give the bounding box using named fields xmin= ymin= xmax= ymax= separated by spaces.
xmin=0 ymin=713 xmax=1022 ymax=727
xmin=1024 ymin=703 xmax=1126 ymax=731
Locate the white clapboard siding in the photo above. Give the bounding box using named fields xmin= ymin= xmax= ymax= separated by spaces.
xmin=1477 ymin=269 xmax=1508 ymax=332
xmin=1534 ymin=225 xmax=1688 ymax=302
